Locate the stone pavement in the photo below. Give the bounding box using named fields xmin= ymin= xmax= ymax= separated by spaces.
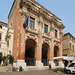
xmin=0 ymin=70 xmax=73 ymax=75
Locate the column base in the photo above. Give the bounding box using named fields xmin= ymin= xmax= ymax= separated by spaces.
xmin=49 ymin=61 xmax=55 ymax=69
xmin=59 ymin=62 xmax=64 ymax=68
xmin=36 ymin=61 xmax=43 ymax=70
xmin=17 ymin=60 xmax=26 ymax=68
xmin=36 ymin=61 xmax=43 ymax=66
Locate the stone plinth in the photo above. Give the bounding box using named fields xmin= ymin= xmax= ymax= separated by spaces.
xmin=49 ymin=61 xmax=55 ymax=69
xmin=17 ymin=60 xmax=26 ymax=68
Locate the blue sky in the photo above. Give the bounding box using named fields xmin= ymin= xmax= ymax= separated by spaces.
xmin=0 ymin=0 xmax=75 ymax=36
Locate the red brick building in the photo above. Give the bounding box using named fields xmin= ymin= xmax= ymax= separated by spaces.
xmin=7 ymin=0 xmax=65 ymax=70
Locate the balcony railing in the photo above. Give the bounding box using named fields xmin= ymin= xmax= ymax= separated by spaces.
xmin=26 ymin=26 xmax=38 ymax=34
xmin=42 ymin=33 xmax=51 ymax=39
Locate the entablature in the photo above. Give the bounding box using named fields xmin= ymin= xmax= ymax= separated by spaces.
xmin=20 ymin=0 xmax=65 ymax=27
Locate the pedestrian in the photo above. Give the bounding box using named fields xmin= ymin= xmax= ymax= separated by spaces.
xmin=49 ymin=64 xmax=51 ymax=70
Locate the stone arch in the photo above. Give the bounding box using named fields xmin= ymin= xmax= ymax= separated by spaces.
xmin=25 ymin=38 xmax=37 ymax=66
xmin=42 ymin=43 xmax=49 ymax=66
xmin=25 ymin=38 xmax=37 ymax=45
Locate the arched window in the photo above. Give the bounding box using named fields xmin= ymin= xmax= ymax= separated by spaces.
xmin=0 ymin=25 xmax=2 ymax=28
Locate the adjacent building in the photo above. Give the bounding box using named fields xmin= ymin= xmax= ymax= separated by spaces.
xmin=0 ymin=21 xmax=8 ymax=56
xmin=7 ymin=0 xmax=65 ymax=69
xmin=62 ymin=33 xmax=75 ymax=56
xmin=62 ymin=32 xmax=75 ymax=66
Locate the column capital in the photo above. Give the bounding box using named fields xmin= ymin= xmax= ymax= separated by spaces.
xmin=19 ymin=7 xmax=28 ymax=19
xmin=38 ymin=15 xmax=43 ymax=25
xmin=38 ymin=21 xmax=43 ymax=27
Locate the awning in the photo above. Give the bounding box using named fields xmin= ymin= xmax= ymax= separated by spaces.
xmin=53 ymin=56 xmax=68 ymax=60
xmin=53 ymin=56 xmax=75 ymax=61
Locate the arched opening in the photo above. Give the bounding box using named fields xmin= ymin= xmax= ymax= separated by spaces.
xmin=25 ymin=39 xmax=36 ymax=66
xmin=42 ymin=43 xmax=49 ymax=66
xmin=54 ymin=46 xmax=59 ymax=66
xmin=54 ymin=46 xmax=59 ymax=57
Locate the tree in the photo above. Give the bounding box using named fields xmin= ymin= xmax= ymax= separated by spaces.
xmin=7 ymin=54 xmax=14 ymax=64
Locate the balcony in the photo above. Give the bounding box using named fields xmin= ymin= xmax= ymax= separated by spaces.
xmin=25 ymin=26 xmax=38 ymax=35
xmin=42 ymin=33 xmax=51 ymax=39
xmin=54 ymin=37 xmax=60 ymax=42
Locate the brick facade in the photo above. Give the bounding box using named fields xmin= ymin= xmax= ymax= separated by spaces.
xmin=8 ymin=0 xmax=65 ymax=69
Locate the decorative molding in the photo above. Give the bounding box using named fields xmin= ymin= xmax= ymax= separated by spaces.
xmin=25 ymin=27 xmax=38 ymax=35
xmin=38 ymin=21 xmax=43 ymax=28
xmin=26 ymin=32 xmax=38 ymax=42
xmin=29 ymin=33 xmax=35 ymax=37
xmin=20 ymin=0 xmax=62 ymax=24
xmin=19 ymin=0 xmax=65 ymax=30
xmin=19 ymin=9 xmax=28 ymax=18
xmin=54 ymin=42 xmax=59 ymax=48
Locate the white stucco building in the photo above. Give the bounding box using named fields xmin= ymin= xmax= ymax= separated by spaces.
xmin=0 ymin=21 xmax=8 ymax=56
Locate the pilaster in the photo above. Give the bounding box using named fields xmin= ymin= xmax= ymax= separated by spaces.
xmin=18 ymin=7 xmax=28 ymax=60
xmin=59 ymin=29 xmax=63 ymax=62
xmin=18 ymin=17 xmax=25 ymax=60
xmin=35 ymin=19 xmax=43 ymax=67
xmin=36 ymin=21 xmax=43 ymax=61
xmin=50 ymin=23 xmax=54 ymax=61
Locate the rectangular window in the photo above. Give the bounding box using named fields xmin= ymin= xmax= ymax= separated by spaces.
xmin=73 ymin=45 xmax=74 ymax=50
xmin=55 ymin=30 xmax=57 ymax=38
xmin=44 ymin=24 xmax=48 ymax=34
xmin=0 ymin=33 xmax=1 ymax=41
xmin=70 ymin=43 xmax=71 ymax=49
xmin=29 ymin=17 xmax=35 ymax=29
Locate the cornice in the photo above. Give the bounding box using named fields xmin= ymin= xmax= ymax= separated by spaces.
xmin=64 ymin=32 xmax=75 ymax=40
xmin=60 ymin=23 xmax=65 ymax=29
xmin=0 ymin=21 xmax=8 ymax=27
xmin=19 ymin=0 xmax=65 ymax=30
xmin=8 ymin=0 xmax=64 ymax=27
xmin=20 ymin=0 xmax=63 ymax=23
xmin=25 ymin=0 xmax=61 ymax=20
xmin=19 ymin=7 xmax=28 ymax=18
